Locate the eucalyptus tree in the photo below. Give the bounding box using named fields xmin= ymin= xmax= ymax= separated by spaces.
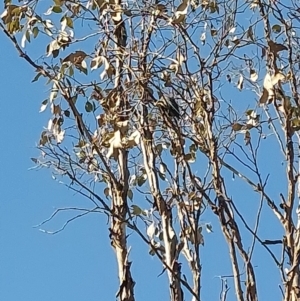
xmin=1 ymin=1 xmax=300 ymax=301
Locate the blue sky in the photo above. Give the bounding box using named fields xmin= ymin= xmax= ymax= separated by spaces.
xmin=0 ymin=2 xmax=292 ymax=301
xmin=0 ymin=35 xmax=116 ymax=301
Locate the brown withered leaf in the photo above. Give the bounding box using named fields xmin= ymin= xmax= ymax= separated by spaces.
xmin=232 ymin=123 xmax=243 ymax=131
xmin=259 ymin=88 xmax=269 ymax=104
xmin=268 ymin=40 xmax=287 ymax=55
xmin=172 ymin=0 xmax=189 ymax=24
xmin=244 ymin=131 xmax=251 ymax=145
xmin=63 ymin=50 xmax=87 ymax=66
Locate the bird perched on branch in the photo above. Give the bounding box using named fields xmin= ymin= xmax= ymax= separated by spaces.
xmin=156 ymin=96 xmax=180 ymax=119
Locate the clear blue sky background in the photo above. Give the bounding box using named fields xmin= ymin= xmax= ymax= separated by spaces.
xmin=0 ymin=5 xmax=290 ymax=301
xmin=0 ymin=33 xmax=114 ymax=300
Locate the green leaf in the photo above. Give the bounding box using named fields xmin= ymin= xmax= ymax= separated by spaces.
xmin=189 ymin=144 xmax=198 ymax=153
xmin=32 ymin=72 xmax=43 ymax=83
xmin=156 ymin=144 xmax=163 ymax=155
xmin=272 ymin=24 xmax=281 ymax=33
xmin=52 ymin=49 xmax=59 ymax=58
xmin=149 ymin=248 xmax=155 ymax=256
xmin=158 ymin=171 xmax=166 ymax=181
xmin=205 ymin=224 xmax=213 ymax=233
xmin=31 ymin=157 xmax=38 ymax=163
xmin=127 ymin=189 xmax=133 ymax=201
xmin=69 ymin=66 xmax=74 ymax=77
xmin=66 ymin=16 xmax=73 ymax=28
xmin=60 ymin=63 xmax=67 ymax=76
xmin=137 ymin=175 xmax=147 ymax=187
xmin=54 ymin=0 xmax=64 ymax=5
xmin=131 ymin=205 xmax=142 ymax=215
xmin=52 ymin=6 xmax=62 ymax=13
xmin=32 ymin=27 xmax=39 ymax=38
xmin=25 ymin=29 xmax=31 ymax=42
xmin=71 ymin=95 xmax=77 ymax=103
xmin=124 ymin=10 xmax=132 ymax=16
xmin=184 ymin=153 xmax=195 ymax=163
xmin=11 ymin=6 xmax=21 ymax=15
xmin=210 ymin=1 xmax=219 ymax=14
xmin=85 ymin=101 xmax=93 ymax=112
xmin=75 ymin=140 xmax=87 ymax=148
xmin=291 ymin=118 xmax=300 ymax=131
xmin=64 ymin=110 xmax=70 ymax=117
xmin=104 ymin=187 xmax=110 ymax=198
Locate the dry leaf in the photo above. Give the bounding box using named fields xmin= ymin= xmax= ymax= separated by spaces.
xmin=268 ymin=40 xmax=288 ymax=55
xmin=98 ymin=56 xmax=115 ymax=79
xmin=172 ymin=0 xmax=189 ymax=24
xmin=247 ymin=26 xmax=254 ymax=41
xmin=232 ymin=123 xmax=243 ymax=131
xmin=244 ymin=131 xmax=251 ymax=145
xmin=55 ymin=129 xmax=65 ymax=144
xmin=39 ymin=100 xmax=48 ymax=113
xmin=51 ymin=104 xmax=62 ymax=115
xmin=250 ymin=69 xmax=258 ymax=82
xmin=259 ymin=88 xmax=269 ymax=104
xmin=111 ymin=4 xmax=122 ymax=22
xmin=250 ymin=0 xmax=259 ymax=9
xmin=63 ymin=50 xmax=87 ymax=65
xmin=260 ymin=71 xmax=285 ymax=104
xmin=116 ymin=120 xmax=129 ymax=135
xmin=47 ymin=118 xmax=65 ymax=143
xmin=147 ymin=222 xmax=156 ymax=239
xmin=106 ymin=130 xmax=122 ymax=159
xmin=200 ymin=32 xmax=206 ymax=45
xmin=237 ymin=74 xmax=244 ymax=90
xmin=91 ymin=56 xmax=103 ymax=70
xmin=153 ymin=4 xmax=167 ymax=15
xmin=127 ymin=130 xmax=141 ymax=147
xmin=46 ymin=40 xmax=60 ymax=57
